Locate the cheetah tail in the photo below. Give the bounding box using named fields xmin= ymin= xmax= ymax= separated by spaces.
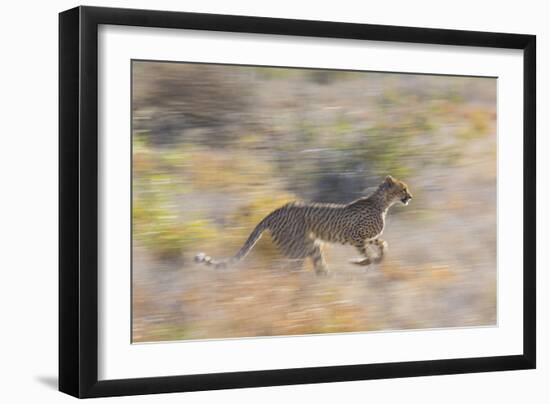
xmin=194 ymin=217 xmax=270 ymax=269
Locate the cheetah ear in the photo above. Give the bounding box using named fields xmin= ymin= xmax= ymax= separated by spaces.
xmin=384 ymin=175 xmax=395 ymax=184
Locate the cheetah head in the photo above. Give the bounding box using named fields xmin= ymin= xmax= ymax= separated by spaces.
xmin=381 ymin=175 xmax=413 ymax=206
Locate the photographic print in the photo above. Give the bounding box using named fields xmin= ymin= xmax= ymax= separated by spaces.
xmin=131 ymin=60 xmax=497 ymax=343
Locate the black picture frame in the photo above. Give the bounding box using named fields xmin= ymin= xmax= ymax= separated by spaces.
xmin=59 ymin=5 xmax=536 ymax=398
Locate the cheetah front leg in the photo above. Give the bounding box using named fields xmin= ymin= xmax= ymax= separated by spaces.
xmin=349 ymin=242 xmax=372 ymax=266
xmin=349 ymin=238 xmax=388 ymax=266
xmin=371 ymin=238 xmax=388 ymax=263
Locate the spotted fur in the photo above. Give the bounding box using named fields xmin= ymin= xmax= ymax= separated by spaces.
xmin=195 ymin=175 xmax=412 ymax=274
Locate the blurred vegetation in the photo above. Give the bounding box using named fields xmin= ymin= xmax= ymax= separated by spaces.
xmin=131 ymin=61 xmax=497 ymax=342
xmin=133 ymin=142 xmax=218 ymax=260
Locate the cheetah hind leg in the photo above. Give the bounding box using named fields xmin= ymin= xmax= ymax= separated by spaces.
xmin=310 ymin=242 xmax=329 ymax=275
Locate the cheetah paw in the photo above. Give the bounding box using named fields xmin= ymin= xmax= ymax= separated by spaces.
xmin=349 ymin=257 xmax=372 ymax=266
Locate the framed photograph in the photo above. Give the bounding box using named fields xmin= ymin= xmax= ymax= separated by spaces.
xmin=59 ymin=6 xmax=536 ymax=398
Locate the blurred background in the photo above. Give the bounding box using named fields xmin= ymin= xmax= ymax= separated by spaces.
xmin=131 ymin=61 xmax=496 ymax=343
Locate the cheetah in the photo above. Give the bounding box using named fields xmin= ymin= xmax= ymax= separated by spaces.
xmin=195 ymin=175 xmax=412 ymax=274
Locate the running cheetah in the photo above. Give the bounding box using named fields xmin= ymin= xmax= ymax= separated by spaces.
xmin=195 ymin=175 xmax=412 ymax=274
